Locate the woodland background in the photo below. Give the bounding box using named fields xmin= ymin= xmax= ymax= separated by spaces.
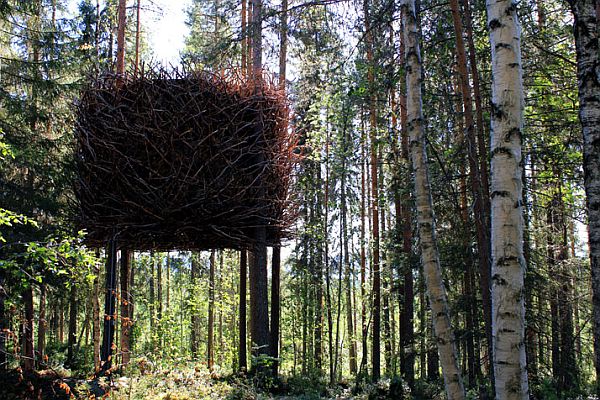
xmin=0 ymin=0 xmax=596 ymax=399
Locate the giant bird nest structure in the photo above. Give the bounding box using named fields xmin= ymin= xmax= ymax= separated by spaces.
xmin=75 ymin=68 xmax=296 ymax=251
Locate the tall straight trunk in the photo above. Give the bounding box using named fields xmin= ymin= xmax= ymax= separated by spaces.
xmin=362 ymin=0 xmax=381 ymax=381
xmin=314 ymin=197 xmax=324 ymax=373
xmin=250 ymin=231 xmax=270 ymax=372
xmin=116 ymin=0 xmax=126 ymax=75
xmin=360 ymin=117 xmax=368 ymax=375
xmin=37 ymin=283 xmax=46 ymax=367
xmin=324 ymin=128 xmax=335 ymax=384
xmin=449 ymin=0 xmax=493 ymax=385
xmin=272 ymin=0 xmax=286 ymax=371
xmin=239 ymin=250 xmax=248 ymax=371
xmin=166 ymin=254 xmax=170 ymax=311
xmin=341 ymin=130 xmax=357 ymax=374
xmin=486 ymin=0 xmax=529 ymax=398
xmin=93 ymin=252 xmax=101 ymax=372
xmin=452 ymin=58 xmax=479 ymax=388
xmin=522 ymin=160 xmax=537 ymax=383
xmin=157 ymin=254 xmax=163 ymax=324
xmin=120 ymin=250 xmax=131 ymax=365
xmin=555 ymin=184 xmax=578 ymax=392
xmin=191 ymin=255 xmax=199 ymax=358
xmin=208 ymin=250 xmax=215 ymax=372
xmin=278 ymin=0 xmax=288 ymax=91
xmin=251 ymin=0 xmax=262 ymax=78
xmin=67 ymin=283 xmax=77 ymax=365
xmin=249 ymin=0 xmax=270 ymax=376
xmin=149 ymin=252 xmax=155 ymax=330
xmin=547 ymin=202 xmax=561 ymax=384
xmin=461 ymin=10 xmax=494 ymax=378
xmin=398 ymin=11 xmax=415 ymax=387
xmin=129 ymin=253 xmax=135 ymax=337
xmin=462 ymin=0 xmax=491 ymax=210
xmin=380 ymin=192 xmax=392 ymax=374
xmin=334 ymin=201 xmax=345 ymax=379
xmin=401 ymin=1 xmax=465 ymax=398
xmin=344 ymin=211 xmax=358 ymax=377
xmin=569 ymin=1 xmax=600 ymax=394
xmin=100 ymin=240 xmax=118 ymax=375
xmin=271 ymin=246 xmax=281 ymax=374
xmin=22 ymin=286 xmax=35 ymax=372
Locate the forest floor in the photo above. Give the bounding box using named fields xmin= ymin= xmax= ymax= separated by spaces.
xmin=0 ymin=363 xmax=411 ymax=400
xmin=7 ymin=364 xmax=599 ymax=399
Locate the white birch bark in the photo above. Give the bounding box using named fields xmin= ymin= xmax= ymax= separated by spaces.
xmin=486 ymin=1 xmax=529 ymax=398
xmin=569 ymin=0 xmax=600 ymax=387
xmin=401 ymin=1 xmax=465 ymax=398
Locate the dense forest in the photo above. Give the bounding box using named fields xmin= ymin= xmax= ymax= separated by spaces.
xmin=1 ymin=0 xmax=599 ymax=399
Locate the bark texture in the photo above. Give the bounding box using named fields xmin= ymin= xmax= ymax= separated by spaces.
xmin=100 ymin=240 xmax=118 ymax=374
xmin=486 ymin=1 xmax=529 ymax=398
xmin=363 ymin=0 xmax=381 ymax=380
xmin=401 ymin=1 xmax=465 ymax=398
xmin=569 ymin=0 xmax=600 ymax=391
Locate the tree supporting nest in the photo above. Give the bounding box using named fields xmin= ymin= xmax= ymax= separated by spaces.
xmin=75 ymin=68 xmax=295 ymax=251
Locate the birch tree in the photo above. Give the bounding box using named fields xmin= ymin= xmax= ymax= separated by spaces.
xmin=486 ymin=0 xmax=529 ymax=398
xmin=400 ymin=1 xmax=465 ymax=398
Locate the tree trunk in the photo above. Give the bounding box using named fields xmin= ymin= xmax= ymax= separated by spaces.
xmin=449 ymin=0 xmax=492 ymax=387
xmin=208 ymin=250 xmax=215 ymax=372
xmin=486 ymin=0 xmax=529 ymax=397
xmin=248 ymin=0 xmax=270 ymax=378
xmin=37 ymin=283 xmax=46 ymax=367
xmin=251 ymin=0 xmax=262 ymax=78
xmin=157 ymin=254 xmax=163 ymax=324
xmin=360 ymin=116 xmax=368 ymax=376
xmin=100 ymin=240 xmax=118 ymax=375
xmin=150 ymin=252 xmax=155 ymax=331
xmin=569 ymin=1 xmax=600 ymax=394
xmin=401 ymin=1 xmax=465 ymax=398
xmin=342 ymin=139 xmax=357 ymax=375
xmin=22 ymin=286 xmax=35 ymax=372
xmin=398 ymin=11 xmax=415 ymax=387
xmin=191 ymin=255 xmax=199 ymax=358
xmin=250 ymin=232 xmax=270 ymax=374
xmin=324 ymin=125 xmax=335 ymax=384
xmin=278 ymin=0 xmax=288 ymax=91
xmin=363 ymin=0 xmax=381 ymax=379
xmin=93 ymin=252 xmax=101 ymax=372
xmin=166 ymin=254 xmax=170 ymax=312
xmin=547 ymin=200 xmax=561 ymax=386
xmin=120 ymin=250 xmax=131 ymax=366
xmin=271 ymin=246 xmax=281 ymax=375
xmin=239 ymin=250 xmax=247 ymax=371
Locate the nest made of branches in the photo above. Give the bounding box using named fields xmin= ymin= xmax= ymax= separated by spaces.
xmin=75 ymin=68 xmax=296 ymax=251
